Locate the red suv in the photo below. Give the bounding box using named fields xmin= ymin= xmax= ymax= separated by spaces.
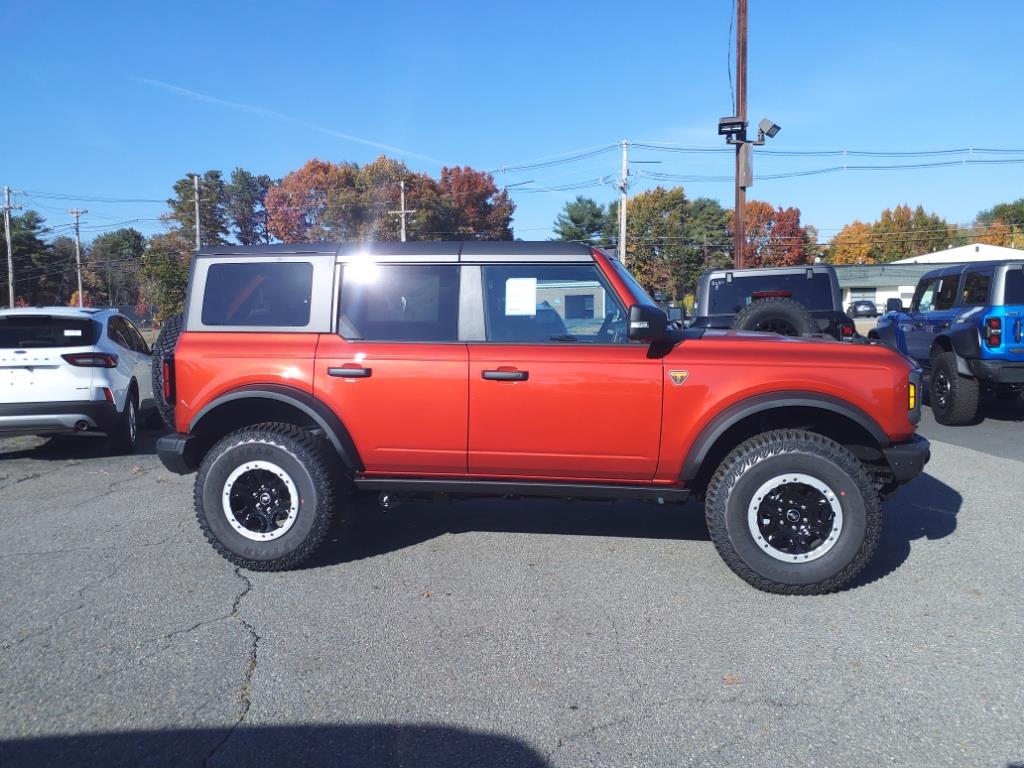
xmin=154 ymin=241 xmax=929 ymax=594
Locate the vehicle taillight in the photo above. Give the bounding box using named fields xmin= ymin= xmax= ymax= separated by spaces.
xmin=102 ymin=387 xmax=114 ymax=403
xmin=841 ymin=323 xmax=855 ymax=339
xmin=62 ymin=352 xmax=118 ymax=368
xmin=162 ymin=360 xmax=172 ymax=400
xmin=984 ymin=317 xmax=1001 ymax=347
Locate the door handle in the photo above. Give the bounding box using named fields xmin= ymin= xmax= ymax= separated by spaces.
xmin=482 ymin=369 xmax=528 ymax=381
xmin=328 ymin=366 xmax=372 ymax=379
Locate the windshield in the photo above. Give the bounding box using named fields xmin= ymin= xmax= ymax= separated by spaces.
xmin=708 ymin=272 xmax=834 ymax=314
xmin=0 ymin=315 xmax=100 ymax=349
xmin=607 ymin=257 xmax=658 ymax=307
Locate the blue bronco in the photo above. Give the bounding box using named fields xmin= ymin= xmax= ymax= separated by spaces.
xmin=871 ymin=260 xmax=1024 ymax=424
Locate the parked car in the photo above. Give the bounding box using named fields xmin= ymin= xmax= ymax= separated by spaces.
xmin=846 ymin=300 xmax=879 ymax=318
xmin=870 ymin=260 xmax=1024 ymax=424
xmin=153 ymin=241 xmax=928 ymax=595
xmin=0 ymin=307 xmax=154 ymax=453
xmin=690 ymin=265 xmax=858 ymax=341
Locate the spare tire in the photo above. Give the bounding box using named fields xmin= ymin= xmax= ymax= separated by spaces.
xmin=731 ymin=297 xmax=816 ymax=337
xmin=151 ymin=314 xmax=183 ymax=429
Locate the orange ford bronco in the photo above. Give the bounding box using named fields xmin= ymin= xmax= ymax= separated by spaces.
xmin=154 ymin=241 xmax=928 ymax=594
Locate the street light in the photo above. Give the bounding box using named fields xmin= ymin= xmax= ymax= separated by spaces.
xmin=720 ymin=114 xmax=782 ymax=268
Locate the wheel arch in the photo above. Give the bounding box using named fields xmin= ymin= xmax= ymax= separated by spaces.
xmin=189 ymin=385 xmax=363 ymax=472
xmin=680 ymin=392 xmax=890 ymax=496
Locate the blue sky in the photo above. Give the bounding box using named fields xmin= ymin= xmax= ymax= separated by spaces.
xmin=4 ymin=0 xmax=1023 ymax=243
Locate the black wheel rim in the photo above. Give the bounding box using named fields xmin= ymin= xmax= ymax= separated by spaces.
xmin=748 ymin=474 xmax=843 ymax=562
xmin=933 ymin=370 xmax=950 ymax=409
xmin=227 ymin=468 xmax=294 ymax=536
xmin=756 ymin=318 xmax=800 ymax=336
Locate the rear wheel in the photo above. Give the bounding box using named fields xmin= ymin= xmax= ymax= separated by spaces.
xmin=705 ymin=430 xmax=881 ymax=595
xmin=151 ymin=314 xmax=182 ymax=429
xmin=107 ymin=391 xmax=139 ymax=455
xmin=930 ymin=351 xmax=980 ymax=426
xmin=195 ymin=422 xmax=341 ymax=570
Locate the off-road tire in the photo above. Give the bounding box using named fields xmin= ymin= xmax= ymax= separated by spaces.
xmin=107 ymin=390 xmax=139 ymax=455
xmin=151 ymin=314 xmax=182 ymax=429
xmin=730 ymin=297 xmax=817 ymax=337
xmin=705 ymin=429 xmax=882 ymax=595
xmin=930 ymin=351 xmax=980 ymax=426
xmin=195 ymin=422 xmax=340 ymax=570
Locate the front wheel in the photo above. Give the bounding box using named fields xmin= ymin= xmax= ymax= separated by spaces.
xmin=705 ymin=430 xmax=881 ymax=595
xmin=930 ymin=351 xmax=980 ymax=426
xmin=195 ymin=423 xmax=342 ymax=570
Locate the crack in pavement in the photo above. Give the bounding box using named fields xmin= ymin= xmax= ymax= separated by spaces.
xmin=202 ymin=567 xmax=260 ymax=767
xmin=0 ymin=461 xmax=80 ymax=492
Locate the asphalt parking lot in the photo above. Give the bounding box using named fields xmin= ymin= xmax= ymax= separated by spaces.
xmin=1 ymin=401 xmax=1022 ymax=767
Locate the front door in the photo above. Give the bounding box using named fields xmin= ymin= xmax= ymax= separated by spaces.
xmin=908 ymin=275 xmax=958 ymax=362
xmin=314 ymin=263 xmax=467 ymax=474
xmin=467 ymin=263 xmax=663 ymax=482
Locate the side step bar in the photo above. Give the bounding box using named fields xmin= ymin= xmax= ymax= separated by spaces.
xmin=353 ymin=478 xmax=690 ymax=504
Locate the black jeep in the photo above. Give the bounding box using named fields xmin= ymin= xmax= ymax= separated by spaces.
xmin=690 ymin=265 xmax=857 ymax=341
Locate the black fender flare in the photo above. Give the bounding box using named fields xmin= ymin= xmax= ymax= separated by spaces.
xmin=189 ymin=384 xmax=363 ymax=471
xmin=679 ymin=391 xmax=890 ymax=482
xmin=932 ymin=326 xmax=981 ymax=376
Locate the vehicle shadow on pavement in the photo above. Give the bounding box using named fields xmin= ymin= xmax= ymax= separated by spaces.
xmin=0 ymin=722 xmax=549 ymax=768
xmin=851 ymin=472 xmax=961 ymax=588
xmin=0 ymin=428 xmax=166 ymax=461
xmin=309 ymin=496 xmax=711 ymax=569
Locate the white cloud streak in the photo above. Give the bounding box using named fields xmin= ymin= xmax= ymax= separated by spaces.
xmin=131 ymin=76 xmax=446 ymax=166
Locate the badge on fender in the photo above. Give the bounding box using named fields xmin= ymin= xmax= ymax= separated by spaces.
xmin=669 ymin=370 xmax=689 ymax=385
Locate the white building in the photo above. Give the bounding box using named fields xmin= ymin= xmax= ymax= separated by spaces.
xmin=892 ymin=242 xmax=1024 ymax=264
xmin=834 ymin=243 xmax=1024 ymax=309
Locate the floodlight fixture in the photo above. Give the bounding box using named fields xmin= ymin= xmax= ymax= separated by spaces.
xmin=758 ymin=118 xmax=781 ymax=139
xmin=718 ymin=116 xmax=747 ymax=137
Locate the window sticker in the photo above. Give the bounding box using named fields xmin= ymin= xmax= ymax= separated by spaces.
xmin=63 ymin=329 xmax=83 ymax=336
xmin=505 ymin=278 xmax=537 ymax=316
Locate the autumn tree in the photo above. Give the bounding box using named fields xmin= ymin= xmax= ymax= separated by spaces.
xmin=434 ymin=166 xmax=514 ymax=240
xmin=553 ymin=196 xmax=606 ymax=243
xmin=730 ymin=200 xmax=811 ymax=267
xmin=868 ymin=204 xmax=952 ymax=262
xmin=828 ymin=220 xmax=874 ymax=264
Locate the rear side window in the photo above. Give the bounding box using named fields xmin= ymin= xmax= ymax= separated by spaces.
xmin=961 ymin=272 xmax=991 ymax=305
xmin=202 ymin=262 xmax=313 ymax=327
xmin=1005 ymin=268 xmax=1024 ymax=304
xmin=338 ymin=264 xmax=459 ymax=342
xmin=707 ymin=272 xmax=834 ymax=314
xmin=0 ymin=316 xmax=100 ymax=348
xmin=933 ymin=276 xmax=959 ymax=311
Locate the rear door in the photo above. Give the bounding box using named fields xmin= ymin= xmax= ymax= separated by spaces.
xmin=0 ymin=314 xmax=99 ymax=404
xmin=314 ymin=262 xmax=468 ymax=474
xmin=465 ymin=262 xmax=663 ymax=481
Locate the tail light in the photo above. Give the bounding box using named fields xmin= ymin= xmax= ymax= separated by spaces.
xmin=841 ymin=323 xmax=855 ymax=339
xmin=162 ymin=356 xmax=175 ymax=403
xmin=63 ymin=352 xmax=118 ymax=368
xmin=984 ymin=317 xmax=1001 ymax=347
xmin=751 ymin=290 xmax=792 ymax=299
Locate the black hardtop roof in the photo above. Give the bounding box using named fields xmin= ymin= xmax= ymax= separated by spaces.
xmin=196 ymin=241 xmax=596 ymax=258
xmin=921 ymin=259 xmax=1024 ymax=281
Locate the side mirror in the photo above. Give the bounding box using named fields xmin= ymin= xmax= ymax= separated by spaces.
xmin=628 ymin=304 xmax=668 ymax=342
xmin=886 ymin=298 xmax=904 ymax=313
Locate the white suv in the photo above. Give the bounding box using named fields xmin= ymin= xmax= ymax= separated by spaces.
xmin=0 ymin=308 xmax=154 ymax=453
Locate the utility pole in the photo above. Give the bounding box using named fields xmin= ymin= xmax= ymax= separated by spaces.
xmin=69 ymin=208 xmax=88 ymax=308
xmin=734 ymin=0 xmax=748 ymax=269
xmin=389 ymin=180 xmax=417 ymax=242
xmin=192 ymin=174 xmax=202 ymax=250
xmin=618 ymin=139 xmax=629 ymax=265
xmin=3 ymin=186 xmax=20 ymax=308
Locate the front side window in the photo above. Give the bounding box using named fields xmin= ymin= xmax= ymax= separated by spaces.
xmin=202 ymin=262 xmax=313 ymax=327
xmin=961 ymin=271 xmax=992 ymax=306
xmin=912 ymin=279 xmax=938 ymax=313
xmin=338 ymin=264 xmax=459 ymax=342
xmin=482 ymin=264 xmax=627 ymax=343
